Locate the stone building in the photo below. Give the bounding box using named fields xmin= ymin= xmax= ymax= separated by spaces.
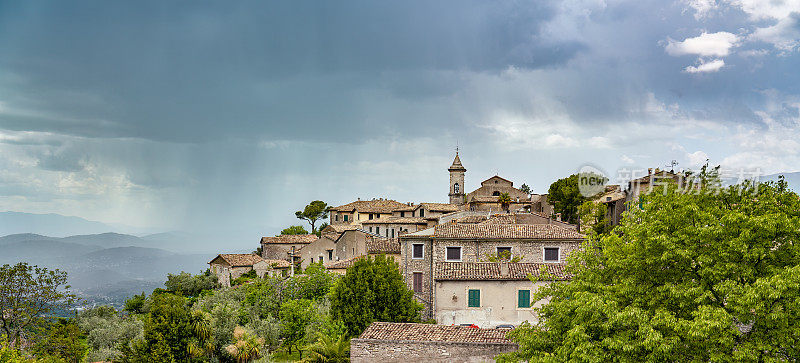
xmin=324 ymin=238 xmax=401 ymax=274
xmin=399 ymin=215 xmax=584 ymax=319
xmin=351 ymin=322 xmax=518 ymax=363
xmin=260 ymin=234 xmax=318 ymax=262
xmin=328 ymin=199 xmax=410 ymax=225
xmin=446 ymin=151 xmax=553 ymax=215
xmin=434 ymin=262 xmax=569 ymax=327
xmin=208 ymin=254 xmax=290 ymax=287
xmin=598 ymin=168 xmax=687 ymax=227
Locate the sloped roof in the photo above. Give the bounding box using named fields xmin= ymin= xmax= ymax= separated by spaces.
xmin=435 ymin=262 xmax=570 ymax=281
xmin=260 ymin=234 xmax=318 ymax=245
xmin=481 ymin=175 xmax=514 ymax=186
xmin=358 ymin=322 xmax=514 ymax=344
xmin=361 ymin=216 xmax=427 ymax=225
xmin=419 ymin=202 xmax=461 ymax=212
xmin=478 ymin=214 xmax=517 ymax=224
xmin=209 ymin=254 xmax=264 ymax=267
xmin=322 ymin=224 xmax=361 ymax=233
xmin=457 ymin=215 xmax=489 ymax=224
xmin=324 ymin=255 xmax=364 ymax=270
xmin=365 ymin=237 xmax=401 ymax=254
xmin=330 ymin=199 xmax=409 ymax=213
xmin=432 ymin=223 xmax=585 ymax=240
xmin=448 ymin=152 xmax=466 ymax=172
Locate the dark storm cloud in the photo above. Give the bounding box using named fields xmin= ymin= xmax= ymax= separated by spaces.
xmin=0 ymin=1 xmax=583 ymax=143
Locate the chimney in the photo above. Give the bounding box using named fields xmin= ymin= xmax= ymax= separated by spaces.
xmin=648 ymin=168 xmax=653 ymax=175
xmin=357 ymin=197 xmax=361 ymax=201
xmin=500 ymin=263 xmax=509 ymax=277
xmin=555 ymin=213 xmax=562 ymax=222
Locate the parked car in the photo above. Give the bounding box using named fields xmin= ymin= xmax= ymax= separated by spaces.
xmin=495 ymin=324 xmax=515 ymax=330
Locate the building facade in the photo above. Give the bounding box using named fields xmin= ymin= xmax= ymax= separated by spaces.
xmin=399 ymin=215 xmax=584 ymax=321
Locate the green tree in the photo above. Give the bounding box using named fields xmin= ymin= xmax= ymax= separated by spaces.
xmin=280 ymin=225 xmax=310 ymax=236
xmin=295 ymin=201 xmax=329 ymax=234
xmin=500 ymin=179 xmax=800 ymax=362
xmin=497 ymin=192 xmax=512 ymax=212
xmin=519 ymin=183 xmax=531 ymax=195
xmin=330 ymin=255 xmax=422 ymax=337
xmin=32 ymin=318 xmax=87 ymax=363
xmin=279 ymin=299 xmax=315 ymax=354
xmin=0 ymin=263 xmax=77 ymax=347
xmin=124 ymin=293 xmax=147 ymax=315
xmin=123 ymin=293 xmax=211 ymax=362
xmin=546 ymin=174 xmax=586 ymax=224
xmin=164 ymin=270 xmax=217 ymax=297
xmin=577 ymin=200 xmax=613 ymax=236
xmin=300 ymin=334 xmax=350 ymax=363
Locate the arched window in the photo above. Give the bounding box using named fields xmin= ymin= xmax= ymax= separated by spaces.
xmin=492 ymin=191 xmax=501 ymax=196
xmin=453 ymin=183 xmax=460 ymax=193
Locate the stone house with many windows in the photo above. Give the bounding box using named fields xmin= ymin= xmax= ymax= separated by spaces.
xmin=328 ymin=199 xmax=410 ymax=225
xmin=399 ymin=215 xmax=584 ymax=322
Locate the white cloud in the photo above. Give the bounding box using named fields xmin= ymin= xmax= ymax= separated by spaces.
xmin=684 ymin=58 xmax=726 ymax=73
xmin=686 ymin=0 xmax=719 ymax=19
xmin=666 ymin=31 xmax=740 ymax=57
xmin=687 ymin=150 xmax=709 ymax=166
xmin=621 ymin=154 xmax=635 ymax=164
xmin=749 ymin=14 xmax=800 ymax=52
xmin=728 ymin=0 xmax=800 ymax=21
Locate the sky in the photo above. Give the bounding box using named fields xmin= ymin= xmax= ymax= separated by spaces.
xmin=1 ymin=0 xmax=799 ymax=246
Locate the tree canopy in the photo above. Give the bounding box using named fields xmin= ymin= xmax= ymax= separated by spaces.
xmin=280 ymin=225 xmax=310 ymax=236
xmin=501 ymin=178 xmax=800 ymax=362
xmin=546 ymin=174 xmax=586 ymax=224
xmin=0 ymin=263 xmax=77 ymax=347
xmin=330 ymin=255 xmax=422 ymax=337
xmin=295 ymin=200 xmax=329 ymax=234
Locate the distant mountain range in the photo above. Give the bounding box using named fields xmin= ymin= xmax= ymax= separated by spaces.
xmin=762 ymin=172 xmax=800 ymax=192
xmin=0 ymin=232 xmax=219 ymax=308
xmin=0 ymin=211 xmax=155 ymax=237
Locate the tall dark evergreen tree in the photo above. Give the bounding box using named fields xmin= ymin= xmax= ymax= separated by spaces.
xmin=330 ymin=255 xmax=422 ymax=337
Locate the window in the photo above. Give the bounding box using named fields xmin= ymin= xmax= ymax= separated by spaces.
xmin=412 ymin=244 xmax=424 ymax=259
xmin=544 ymin=247 xmax=560 ymax=262
xmin=413 ymin=272 xmax=423 ymax=293
xmin=518 ymin=290 xmax=531 ymax=308
xmin=419 ymin=209 xmax=424 ymax=217
xmin=375 ymin=227 xmax=380 ymax=235
xmin=492 ymin=191 xmax=501 ymax=196
xmin=319 ymin=255 xmax=324 ymax=263
xmin=335 ymin=214 xmax=339 ymax=221
xmin=391 ymin=229 xmax=395 ymax=238
xmin=454 ymin=183 xmax=460 ymax=193
xmin=400 ymin=211 xmax=405 ymax=217
xmin=446 ymin=247 xmax=462 ymax=261
xmin=369 ymin=213 xmax=374 ymax=220
xmin=344 ymin=215 xmax=349 ymax=222
xmin=369 ymin=227 xmax=373 ymax=233
xmin=496 ymin=247 xmax=512 ymax=260
xmin=327 ymin=250 xmax=333 ymax=260
xmin=467 ymin=289 xmax=481 ymax=307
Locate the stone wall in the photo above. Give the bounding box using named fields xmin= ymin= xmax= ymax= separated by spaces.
xmin=350 ymin=339 xmax=517 ymax=363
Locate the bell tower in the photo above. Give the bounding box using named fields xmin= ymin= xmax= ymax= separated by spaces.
xmin=448 ymin=148 xmax=466 ymax=205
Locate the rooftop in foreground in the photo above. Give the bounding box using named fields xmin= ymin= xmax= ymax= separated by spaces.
xmin=357 ymin=322 xmax=515 ymax=344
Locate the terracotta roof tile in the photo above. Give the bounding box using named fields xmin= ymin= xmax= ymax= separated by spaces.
xmin=324 ymin=255 xmax=364 ymax=270
xmin=361 ymin=216 xmax=427 ymax=225
xmin=330 ymin=199 xmax=409 ymax=213
xmin=418 ymin=203 xmax=461 ymax=212
xmin=322 ymin=224 xmax=361 ymax=233
xmin=435 ymin=262 xmax=570 ymax=281
xmin=260 ymin=234 xmax=318 ymax=245
xmin=365 ymin=237 xmax=401 ymax=254
xmin=210 ymin=254 xmax=264 ymax=267
xmin=456 ymin=215 xmax=489 ymax=224
xmin=358 ymin=322 xmax=514 ymax=344
xmin=431 ymin=223 xmax=586 ymax=240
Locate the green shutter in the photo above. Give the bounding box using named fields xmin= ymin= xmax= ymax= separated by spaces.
xmin=518 ymin=290 xmax=531 ymax=308
xmin=468 ymin=289 xmax=480 ymax=307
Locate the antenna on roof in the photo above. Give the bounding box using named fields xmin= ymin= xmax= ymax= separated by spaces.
xmin=666 ymin=160 xmax=679 ymax=173
xmin=455 ymin=140 xmax=459 ymax=155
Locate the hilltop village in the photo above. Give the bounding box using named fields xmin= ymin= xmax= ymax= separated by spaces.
xmin=206 ymin=153 xmax=685 ymax=361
